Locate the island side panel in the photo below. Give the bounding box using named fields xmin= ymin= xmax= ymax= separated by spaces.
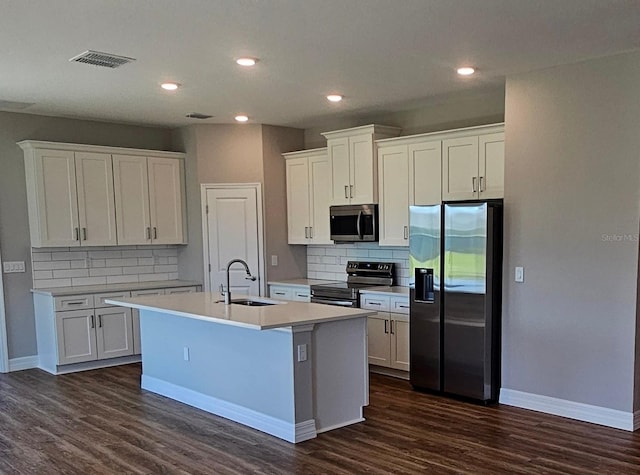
xmin=312 ymin=316 xmax=369 ymax=432
xmin=139 ymin=310 xmax=297 ymax=435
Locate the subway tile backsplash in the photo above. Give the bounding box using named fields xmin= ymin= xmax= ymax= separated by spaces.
xmin=31 ymin=245 xmax=179 ymax=289
xmin=307 ymin=243 xmax=410 ymax=286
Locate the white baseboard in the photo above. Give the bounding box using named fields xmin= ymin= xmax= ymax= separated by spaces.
xmin=9 ymin=355 xmax=39 ymax=372
xmin=142 ymin=375 xmax=317 ymax=443
xmin=500 ymin=388 xmax=635 ymax=431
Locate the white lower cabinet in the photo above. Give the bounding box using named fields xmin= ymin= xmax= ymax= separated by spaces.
xmin=35 ymin=284 xmax=201 ymax=374
xmin=361 ymin=293 xmax=410 ymax=374
xmin=53 ymin=292 xmax=133 ymax=366
xmin=269 ymin=284 xmax=311 ymax=302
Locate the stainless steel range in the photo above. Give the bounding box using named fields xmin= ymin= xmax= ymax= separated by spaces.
xmin=310 ymin=261 xmax=395 ymax=307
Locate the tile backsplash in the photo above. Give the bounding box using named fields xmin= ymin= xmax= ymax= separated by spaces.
xmin=31 ymin=245 xmax=179 ymax=289
xmin=307 ymin=243 xmax=410 ymax=286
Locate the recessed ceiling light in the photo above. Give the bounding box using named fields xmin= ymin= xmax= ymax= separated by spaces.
xmin=161 ymin=82 xmax=181 ymax=91
xmin=326 ymin=94 xmax=343 ymax=103
xmin=236 ymin=57 xmax=258 ymax=67
xmin=235 ymin=115 xmax=249 ymax=122
xmin=457 ymin=67 xmax=475 ymax=76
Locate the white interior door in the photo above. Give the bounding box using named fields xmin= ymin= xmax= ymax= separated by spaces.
xmin=204 ymin=185 xmax=262 ymax=298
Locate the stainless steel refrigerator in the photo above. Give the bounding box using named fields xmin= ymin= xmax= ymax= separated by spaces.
xmin=409 ymin=202 xmax=502 ymax=403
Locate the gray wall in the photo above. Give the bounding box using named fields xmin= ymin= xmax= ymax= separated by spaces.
xmin=174 ymin=124 xmax=306 ymax=290
xmin=502 ymin=51 xmax=640 ymax=412
xmin=304 ymin=87 xmax=505 ymax=148
xmin=0 ymin=111 xmax=174 ymax=359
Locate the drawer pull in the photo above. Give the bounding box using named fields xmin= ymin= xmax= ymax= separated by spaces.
xmin=369 ymin=302 xmax=381 ymax=306
xmin=66 ymin=301 xmax=84 ymax=306
xmin=275 ymin=292 xmax=285 ymax=295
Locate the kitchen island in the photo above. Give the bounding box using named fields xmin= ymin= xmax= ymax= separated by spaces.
xmin=105 ymin=292 xmax=374 ymax=443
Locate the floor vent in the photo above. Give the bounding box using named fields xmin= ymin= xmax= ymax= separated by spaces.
xmin=69 ymin=50 xmax=136 ymax=68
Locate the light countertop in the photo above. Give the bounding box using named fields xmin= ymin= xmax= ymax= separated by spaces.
xmin=360 ymin=286 xmax=409 ymax=297
xmin=267 ymin=278 xmax=340 ymax=288
xmin=105 ymin=292 xmax=374 ymax=330
xmin=31 ymin=280 xmax=202 ymax=297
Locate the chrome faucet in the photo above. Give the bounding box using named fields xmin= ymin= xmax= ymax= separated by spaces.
xmin=224 ymin=259 xmax=257 ymax=304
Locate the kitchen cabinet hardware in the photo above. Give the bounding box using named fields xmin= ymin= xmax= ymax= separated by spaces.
xmin=304 ymin=227 xmax=309 ymax=238
xmin=82 ymin=227 xmax=87 ymax=240
xmin=390 ymin=320 xmax=394 ymax=334
xmin=350 ymin=185 xmax=354 ymax=198
xmin=384 ymin=320 xmax=389 ymax=334
xmin=98 ymin=315 xmax=102 ymax=328
xmin=153 ymin=227 xmax=157 ymax=239
xmin=90 ymin=315 xmax=95 ymax=329
xmin=344 ymin=185 xmax=349 ymax=199
xmin=403 ymin=226 xmax=408 ymax=239
xmin=75 ymin=227 xmax=80 ymax=241
xmin=309 ymin=227 xmax=313 ymax=238
xmin=480 ymin=176 xmax=485 ymax=192
xmin=146 ymin=227 xmax=151 ymax=239
xmin=472 ymin=176 xmax=477 ymax=193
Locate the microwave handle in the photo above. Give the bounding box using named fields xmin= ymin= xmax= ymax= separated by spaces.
xmin=356 ymin=210 xmax=362 ymax=240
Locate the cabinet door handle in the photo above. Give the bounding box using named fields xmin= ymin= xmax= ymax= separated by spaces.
xmin=403 ymin=225 xmax=408 ymax=240
xmin=90 ymin=315 xmax=95 ymax=329
xmin=153 ymin=227 xmax=158 ymax=239
xmin=309 ymin=227 xmax=313 ymax=239
xmin=344 ymin=185 xmax=349 ymax=199
xmin=82 ymin=227 xmax=87 ymax=241
xmin=146 ymin=227 xmax=151 ymax=240
xmin=304 ymin=227 xmax=309 ymax=238
xmin=384 ymin=320 xmax=389 ymax=334
xmin=390 ymin=320 xmax=395 ymax=334
xmin=472 ymin=176 xmax=477 ymax=193
xmin=350 ymin=185 xmax=353 ymax=198
xmin=479 ymin=176 xmax=485 ymax=192
xmin=74 ymin=227 xmax=80 ymax=241
xmin=98 ymin=315 xmax=103 ymax=328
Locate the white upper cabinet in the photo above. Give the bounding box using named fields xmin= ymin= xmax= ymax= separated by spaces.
xmin=21 ymin=145 xmax=116 ymax=247
xmin=377 ymin=137 xmax=442 ymax=247
xmin=284 ymin=148 xmax=332 ymax=245
xmin=113 ymin=155 xmax=186 ymax=245
xmin=322 ymin=125 xmax=401 ymax=205
xmin=19 ymin=141 xmax=186 ymax=247
xmin=442 ymin=128 xmax=504 ymax=201
xmin=75 ymin=152 xmax=117 ymax=246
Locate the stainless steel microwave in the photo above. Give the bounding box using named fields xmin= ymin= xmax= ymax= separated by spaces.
xmin=330 ymin=204 xmax=378 ymax=242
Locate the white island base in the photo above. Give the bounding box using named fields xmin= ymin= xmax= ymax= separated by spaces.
xmin=138 ymin=307 xmax=369 ymax=443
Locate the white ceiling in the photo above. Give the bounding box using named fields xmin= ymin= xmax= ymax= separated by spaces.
xmin=1 ymin=0 xmax=638 ymax=129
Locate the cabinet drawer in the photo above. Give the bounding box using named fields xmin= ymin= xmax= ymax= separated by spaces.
xmin=390 ymin=297 xmax=410 ymax=315
xmin=94 ymin=291 xmax=131 ymax=308
xmin=293 ymin=289 xmax=311 ymax=302
xmin=131 ymin=289 xmax=165 ymax=297
xmin=54 ymin=294 xmax=94 ymax=311
xmin=361 ymin=295 xmax=390 ymax=312
xmin=270 ymin=286 xmax=294 ymax=301
xmin=165 ymin=286 xmax=198 ymax=295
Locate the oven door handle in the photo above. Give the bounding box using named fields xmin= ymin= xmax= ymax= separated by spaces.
xmin=311 ymin=297 xmax=355 ymax=307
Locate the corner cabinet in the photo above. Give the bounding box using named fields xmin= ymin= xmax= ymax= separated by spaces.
xmin=321 ymin=125 xmax=401 ymax=205
xmin=442 ymin=128 xmax=504 ymax=201
xmin=283 ymin=148 xmax=332 ymax=245
xmin=19 ymin=141 xmax=186 ymax=247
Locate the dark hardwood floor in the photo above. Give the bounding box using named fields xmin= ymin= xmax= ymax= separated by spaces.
xmin=1 ymin=364 xmax=639 ymax=474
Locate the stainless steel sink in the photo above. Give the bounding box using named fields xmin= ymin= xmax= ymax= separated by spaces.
xmin=231 ymin=299 xmax=277 ymax=307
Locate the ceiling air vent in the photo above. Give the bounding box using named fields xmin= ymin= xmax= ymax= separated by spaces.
xmin=69 ymin=50 xmax=136 ymax=68
xmin=186 ymin=113 xmax=213 ymax=119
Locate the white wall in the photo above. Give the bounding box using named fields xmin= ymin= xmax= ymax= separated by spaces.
xmin=502 ymin=51 xmax=640 ymax=412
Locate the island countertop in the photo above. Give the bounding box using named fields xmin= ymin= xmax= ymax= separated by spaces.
xmin=105 ymin=292 xmax=375 ymax=330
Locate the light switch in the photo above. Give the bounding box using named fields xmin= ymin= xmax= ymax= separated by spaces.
xmin=183 ymin=347 xmax=190 ymax=361
xmin=3 ymin=261 xmax=25 ymax=273
xmin=515 ymin=266 xmax=524 ymax=283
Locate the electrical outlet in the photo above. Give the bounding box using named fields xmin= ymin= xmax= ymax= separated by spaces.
xmin=297 ymin=344 xmax=307 ymax=362
xmin=183 ymin=347 xmax=190 ymax=361
xmin=271 ymin=255 xmax=278 ymax=266
xmin=3 ymin=261 xmax=25 ymax=273
xmin=515 ymin=266 xmax=524 ymax=283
